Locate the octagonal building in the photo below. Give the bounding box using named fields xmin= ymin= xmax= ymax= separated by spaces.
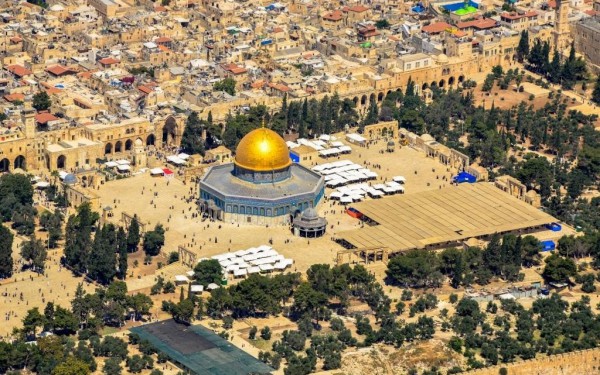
xmin=199 ymin=128 xmax=325 ymax=225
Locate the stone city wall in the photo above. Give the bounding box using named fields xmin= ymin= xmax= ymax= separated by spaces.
xmin=463 ymin=348 xmax=600 ymax=375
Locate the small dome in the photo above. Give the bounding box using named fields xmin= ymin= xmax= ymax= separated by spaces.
xmin=134 ymin=138 xmax=143 ymax=146
xmin=302 ymin=207 xmax=318 ymax=220
xmin=387 ymin=140 xmax=395 ymax=146
xmin=234 ymin=128 xmax=291 ymax=172
xmin=437 ymin=54 xmax=449 ymax=63
xmin=63 ymin=174 xmax=77 ymax=185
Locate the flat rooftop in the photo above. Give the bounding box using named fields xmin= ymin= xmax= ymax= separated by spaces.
xmin=200 ymin=163 xmax=323 ymax=201
xmin=336 ymin=183 xmax=556 ymax=252
xmin=130 ymin=319 xmax=273 ymax=375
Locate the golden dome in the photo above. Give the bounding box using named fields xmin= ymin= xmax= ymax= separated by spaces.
xmin=234 ymin=128 xmax=291 ymax=172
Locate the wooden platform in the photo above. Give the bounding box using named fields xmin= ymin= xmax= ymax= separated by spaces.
xmin=336 ymin=183 xmax=556 ymax=253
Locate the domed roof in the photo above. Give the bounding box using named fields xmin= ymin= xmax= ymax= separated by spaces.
xmin=302 ymin=207 xmax=318 ymax=220
xmin=437 ymin=53 xmax=449 ymax=63
xmin=63 ymin=174 xmax=77 ymax=185
xmin=234 ymin=128 xmax=291 ymax=172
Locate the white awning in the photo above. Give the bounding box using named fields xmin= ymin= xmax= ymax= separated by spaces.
xmin=150 ymin=167 xmax=164 ymax=175
xmin=167 ymin=155 xmax=186 ymax=165
xmin=105 ymin=161 xmax=118 ymax=168
xmin=190 ymin=284 xmax=204 ymax=293
xmin=35 ymin=181 xmax=50 ymax=188
xmin=259 ymin=264 xmax=274 ymax=271
xmin=115 ymin=159 xmax=130 ymax=165
xmin=233 ymin=268 xmax=248 ymax=277
xmin=117 ymin=165 xmax=131 ymax=171
xmin=175 ymin=275 xmax=189 ymax=282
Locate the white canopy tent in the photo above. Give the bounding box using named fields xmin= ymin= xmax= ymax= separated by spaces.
xmin=190 ymin=285 xmax=204 ymax=293
xmin=167 ymin=155 xmax=186 ymax=165
xmin=175 ymin=275 xmax=190 ymax=283
xmin=35 ymin=181 xmax=50 ymax=188
xmin=117 ymin=165 xmax=131 ymax=172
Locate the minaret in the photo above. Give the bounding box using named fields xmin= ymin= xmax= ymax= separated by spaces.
xmin=553 ymin=0 xmax=570 ymax=53
xmin=133 ymin=138 xmax=147 ymax=170
xmin=21 ymin=101 xmax=36 ymax=139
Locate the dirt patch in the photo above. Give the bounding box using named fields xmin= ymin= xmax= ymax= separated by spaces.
xmin=341 ymin=340 xmax=463 ymax=375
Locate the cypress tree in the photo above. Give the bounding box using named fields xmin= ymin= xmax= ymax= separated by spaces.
xmin=64 ymin=203 xmax=98 ymax=275
xmin=517 ymin=30 xmax=529 ymax=62
xmin=88 ymin=224 xmax=117 ymax=285
xmin=117 ymin=226 xmax=128 ymax=279
xmin=127 ymin=215 xmax=141 ymax=252
xmin=592 ymin=76 xmax=600 ymax=105
xmin=0 ymin=223 xmax=14 ymax=278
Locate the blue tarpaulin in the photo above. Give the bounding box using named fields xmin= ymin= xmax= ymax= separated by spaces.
xmin=453 ymin=172 xmax=476 ymax=184
xmin=541 ymin=240 xmax=555 ymax=252
xmin=260 ymin=39 xmax=272 ymax=45
xmin=412 ymin=3 xmax=426 ymax=12
xmin=290 ymin=152 xmax=299 ymax=163
xmin=545 ymin=223 xmax=562 ymax=232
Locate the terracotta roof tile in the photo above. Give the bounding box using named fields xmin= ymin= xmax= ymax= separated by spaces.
xmin=98 ymin=57 xmax=120 ymax=65
xmin=4 ymin=93 xmax=25 ymax=102
xmin=221 ymin=63 xmax=247 ymax=74
xmin=138 ymin=85 xmax=153 ymax=94
xmin=46 ymin=64 xmax=75 ymax=76
xmin=7 ymin=64 xmax=32 ymax=77
xmin=457 ymin=18 xmax=498 ymax=29
xmin=347 ymin=5 xmax=369 ymax=12
xmin=501 ymin=11 xmax=537 ymax=20
xmin=323 ymin=10 xmax=343 ymax=21
xmin=35 ymin=112 xmax=59 ymax=124
xmin=268 ymin=82 xmax=291 ymax=92
xmin=422 ymin=22 xmax=452 ymax=34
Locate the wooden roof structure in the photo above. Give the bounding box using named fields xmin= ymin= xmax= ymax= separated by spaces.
xmin=336 ymin=183 xmax=556 ymax=252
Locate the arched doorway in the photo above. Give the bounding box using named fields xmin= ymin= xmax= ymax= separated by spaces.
xmin=14 ymin=155 xmax=25 ymax=170
xmin=125 ymin=139 xmax=133 ymax=151
xmin=115 ymin=141 xmax=122 ymax=153
xmin=0 ymin=158 xmax=9 ymax=172
xmin=360 ymin=95 xmax=367 ymax=105
xmin=162 ymin=117 xmax=178 ymax=146
xmin=377 ymin=92 xmax=384 ymax=102
xmin=369 ymin=93 xmax=376 ymax=103
xmin=146 ymin=134 xmax=155 ymax=146
xmin=449 ymin=76 xmax=455 ymax=86
xmin=422 ymin=83 xmax=429 ymax=91
xmin=57 ymin=155 xmax=66 ymax=169
xmin=458 ymin=75 xmax=465 ymax=83
xmin=430 ymin=81 xmax=437 ymax=88
xmin=439 ymin=79 xmax=445 ymax=88
xmin=105 ymin=143 xmax=113 ymax=155
xmin=353 ymin=97 xmax=358 ymax=106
